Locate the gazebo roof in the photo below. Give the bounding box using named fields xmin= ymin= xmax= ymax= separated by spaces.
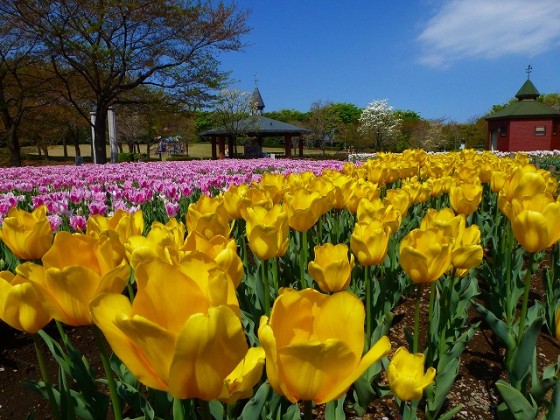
xmin=486 ymin=78 xmax=560 ymax=121
xmin=199 ymin=115 xmax=310 ymax=137
xmin=515 ymin=79 xmax=540 ymax=100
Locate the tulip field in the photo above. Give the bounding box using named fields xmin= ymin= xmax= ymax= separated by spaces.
xmin=1 ymin=149 xmax=560 ymax=419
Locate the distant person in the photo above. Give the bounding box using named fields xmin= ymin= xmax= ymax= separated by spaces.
xmin=459 ymin=140 xmax=466 ymax=150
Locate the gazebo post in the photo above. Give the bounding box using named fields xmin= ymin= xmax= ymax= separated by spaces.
xmin=298 ymin=136 xmax=304 ymax=157
xmin=218 ymin=135 xmax=226 ymax=158
xmin=228 ymin=136 xmax=234 ymax=158
xmin=211 ymin=136 xmax=217 ymax=160
xmin=284 ymin=134 xmax=292 ymax=157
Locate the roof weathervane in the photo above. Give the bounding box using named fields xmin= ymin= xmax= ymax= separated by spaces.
xmin=526 ymin=64 xmax=533 ymax=80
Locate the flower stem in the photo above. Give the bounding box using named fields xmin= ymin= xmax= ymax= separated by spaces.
xmin=300 ymin=230 xmax=308 ymax=289
xmin=199 ymin=399 xmax=212 ymax=420
xmin=303 ymin=400 xmax=313 ymax=420
xmin=413 ymin=284 xmax=421 ymax=354
xmin=505 ymin=226 xmax=514 ymax=328
xmin=261 ymin=259 xmax=270 ymax=315
xmin=33 ymin=333 xmax=60 ymax=420
xmin=94 ymin=327 xmax=122 ymax=420
xmin=518 ymin=252 xmax=535 ymax=345
xmin=272 ymin=256 xmax=279 ymax=291
xmin=365 ymin=265 xmax=371 ymax=351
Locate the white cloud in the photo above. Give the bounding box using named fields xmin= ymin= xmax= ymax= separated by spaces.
xmin=417 ymin=0 xmax=560 ymax=67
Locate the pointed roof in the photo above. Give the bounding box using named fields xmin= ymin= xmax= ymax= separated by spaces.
xmin=515 ymin=79 xmax=540 ymax=100
xmin=486 ymin=78 xmax=560 ymax=121
xmin=251 ymin=87 xmax=265 ymax=114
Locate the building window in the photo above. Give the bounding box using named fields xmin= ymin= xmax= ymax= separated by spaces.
xmin=499 ymin=126 xmax=507 ymax=136
xmin=553 ymin=126 xmax=558 ymax=136
xmin=535 ymin=126 xmax=546 ymax=136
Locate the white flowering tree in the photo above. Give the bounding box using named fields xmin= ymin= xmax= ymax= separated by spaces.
xmin=358 ymin=99 xmax=402 ymax=151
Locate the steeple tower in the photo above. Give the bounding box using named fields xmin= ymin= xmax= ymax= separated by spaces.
xmin=250 ymin=73 xmax=265 ymax=115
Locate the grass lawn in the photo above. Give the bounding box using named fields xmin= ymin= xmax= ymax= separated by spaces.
xmin=0 ymin=142 xmax=346 ymax=166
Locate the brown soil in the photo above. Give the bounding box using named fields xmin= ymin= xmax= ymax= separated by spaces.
xmin=2 ymin=290 xmax=559 ymax=420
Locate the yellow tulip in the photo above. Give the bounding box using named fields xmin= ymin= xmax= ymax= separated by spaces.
xmin=384 ymin=189 xmax=411 ymax=218
xmin=420 ymin=208 xmax=464 ymax=239
xmin=16 ymin=231 xmax=130 ymax=326
xmin=183 ymin=231 xmax=244 ymax=288
xmin=125 ymin=219 xmax=187 ymax=269
xmin=258 ymin=288 xmax=391 ymax=404
xmin=451 ymin=225 xmax=483 ymax=276
xmin=238 ymin=187 xmax=274 ymax=213
xmin=357 ymin=198 xmax=402 ymax=234
xmin=0 ymin=205 xmax=53 ymax=260
xmin=322 ymin=171 xmax=352 ymax=209
xmin=387 ymin=346 xmax=436 ymax=401
xmin=506 ymin=193 xmax=560 ymax=252
xmin=344 ymin=179 xmax=380 ymax=214
xmin=90 ymin=252 xmax=264 ymax=402
xmin=448 ymin=182 xmax=482 ymax=216
xmin=241 ymin=204 xmax=289 ymax=260
xmin=259 ymin=172 xmax=286 ymax=203
xmin=399 ymin=228 xmax=452 ymax=284
xmin=87 ymin=208 xmax=144 ymax=244
xmin=308 ymin=243 xmax=355 ymax=292
xmin=222 ymin=184 xmax=250 ymax=220
xmin=350 ymin=220 xmax=392 ymax=266
xmin=490 ymin=170 xmax=508 ymax=193
xmin=0 ymin=271 xmax=51 ymax=333
xmin=186 ymin=195 xmax=231 ymax=239
xmin=284 ymin=187 xmax=329 ymax=232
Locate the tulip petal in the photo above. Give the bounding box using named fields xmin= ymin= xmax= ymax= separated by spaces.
xmin=133 ymin=257 xmax=212 ymax=333
xmin=90 ymin=293 xmax=172 ymax=391
xmin=219 ymin=346 xmax=265 ymax=403
xmin=3 ymin=282 xmax=51 ymax=333
xmin=169 ymin=306 xmax=248 ymax=400
xmin=314 ymin=291 xmax=365 ymax=358
xmin=323 ymin=335 xmax=391 ymax=403
xmin=258 ymin=316 xmax=288 ymax=399
xmin=44 ymin=267 xmax=100 ymax=326
xmin=511 ymin=210 xmax=549 ymax=253
xmin=276 ymin=339 xmax=356 ymax=403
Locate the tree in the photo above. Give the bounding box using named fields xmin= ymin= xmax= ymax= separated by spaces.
xmin=212 ymin=88 xmax=254 ymax=157
xmin=264 ymin=109 xmax=307 ymax=124
xmin=410 ymin=118 xmax=445 ymax=151
xmin=0 ymin=18 xmax=57 ymax=166
xmin=305 ymin=100 xmax=342 ymax=154
xmin=358 ymin=99 xmax=402 ymax=151
xmin=330 ymin=103 xmax=362 ymax=125
xmin=1 ymin=0 xmax=250 ymax=163
xmin=395 ymin=110 xmax=422 ymax=152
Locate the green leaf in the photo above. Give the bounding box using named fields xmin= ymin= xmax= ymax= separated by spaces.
xmin=546 ymin=380 xmax=560 ymax=420
xmin=530 ymin=377 xmax=558 ymax=406
xmin=437 ymin=404 xmax=464 ymax=420
xmin=351 ymin=374 xmax=375 ymax=417
xmin=496 ymin=380 xmax=538 ymax=420
xmin=510 ymin=315 xmax=544 ymax=388
xmin=209 ymin=400 xmax=224 ymax=419
xmin=282 ymin=403 xmax=301 ymax=420
xmin=239 ymin=381 xmax=271 ymax=420
xmin=473 ymin=301 xmax=515 ymax=350
xmin=325 ymin=395 xmax=346 ymax=420
xmin=426 ymin=358 xmax=460 ymax=418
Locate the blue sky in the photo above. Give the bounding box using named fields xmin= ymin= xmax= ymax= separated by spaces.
xmin=218 ymin=0 xmax=560 ymax=123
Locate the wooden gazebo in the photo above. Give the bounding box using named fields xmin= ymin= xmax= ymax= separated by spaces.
xmin=199 ymin=87 xmax=311 ymax=159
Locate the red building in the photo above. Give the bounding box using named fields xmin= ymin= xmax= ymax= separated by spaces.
xmin=486 ymin=78 xmax=560 ymax=152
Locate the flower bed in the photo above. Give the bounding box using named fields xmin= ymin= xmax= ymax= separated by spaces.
xmin=0 ymin=150 xmax=559 ymax=419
